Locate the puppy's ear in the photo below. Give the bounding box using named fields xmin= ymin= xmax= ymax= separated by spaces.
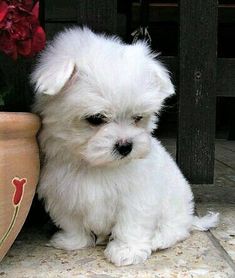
xmin=31 ymin=50 xmax=75 ymax=96
xmin=151 ymin=59 xmax=175 ymax=102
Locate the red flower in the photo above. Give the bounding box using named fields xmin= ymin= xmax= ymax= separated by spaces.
xmin=12 ymin=177 xmax=27 ymax=205
xmin=0 ymin=0 xmax=46 ymax=59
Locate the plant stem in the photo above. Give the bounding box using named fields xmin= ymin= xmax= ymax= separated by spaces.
xmin=0 ymin=205 xmax=19 ymax=247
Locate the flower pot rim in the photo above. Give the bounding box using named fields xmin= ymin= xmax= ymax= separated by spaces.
xmin=0 ymin=112 xmax=41 ymax=137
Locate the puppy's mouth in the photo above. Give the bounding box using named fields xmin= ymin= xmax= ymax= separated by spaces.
xmin=82 ymin=151 xmax=134 ymax=168
xmin=83 ymin=151 xmax=148 ymax=168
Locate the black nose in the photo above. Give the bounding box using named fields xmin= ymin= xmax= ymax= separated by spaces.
xmin=115 ymin=141 xmax=133 ymax=157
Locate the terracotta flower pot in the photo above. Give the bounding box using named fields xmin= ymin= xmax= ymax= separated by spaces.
xmin=0 ymin=112 xmax=40 ymax=261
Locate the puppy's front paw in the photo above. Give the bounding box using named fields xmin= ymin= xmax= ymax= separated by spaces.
xmin=104 ymin=240 xmax=151 ymax=266
xmin=48 ymin=231 xmax=95 ymax=251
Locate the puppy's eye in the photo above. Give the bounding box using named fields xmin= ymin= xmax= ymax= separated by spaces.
xmin=85 ymin=114 xmax=107 ymax=126
xmin=133 ymin=115 xmax=143 ymax=123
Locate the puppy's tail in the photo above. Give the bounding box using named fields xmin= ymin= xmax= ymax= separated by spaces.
xmin=192 ymin=212 xmax=219 ymax=231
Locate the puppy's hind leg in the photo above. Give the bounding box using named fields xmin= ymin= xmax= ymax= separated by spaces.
xmin=152 ymin=211 xmax=219 ymax=251
xmin=151 ymin=223 xmax=190 ymax=251
xmin=48 ymin=214 xmax=95 ymax=251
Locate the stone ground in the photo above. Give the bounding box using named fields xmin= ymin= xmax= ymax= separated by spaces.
xmin=0 ymin=139 xmax=235 ymax=278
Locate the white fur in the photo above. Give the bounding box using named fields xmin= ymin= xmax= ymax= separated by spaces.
xmin=32 ymin=27 xmax=219 ymax=266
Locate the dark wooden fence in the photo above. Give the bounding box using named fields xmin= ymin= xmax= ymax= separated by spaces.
xmin=1 ymin=0 xmax=234 ymax=184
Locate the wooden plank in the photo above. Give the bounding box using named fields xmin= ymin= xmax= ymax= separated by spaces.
xmin=162 ymin=57 xmax=235 ymax=97
xmin=76 ymin=0 xmax=117 ymax=33
xmin=132 ymin=2 xmax=178 ymax=23
xmin=45 ymin=0 xmax=77 ymax=22
xmin=43 ymin=2 xmax=235 ymax=24
xmin=132 ymin=3 xmax=234 ymax=23
xmin=177 ymin=0 xmax=218 ymax=184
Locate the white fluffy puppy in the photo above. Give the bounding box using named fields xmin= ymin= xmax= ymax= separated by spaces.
xmin=32 ymin=27 xmax=218 ymax=266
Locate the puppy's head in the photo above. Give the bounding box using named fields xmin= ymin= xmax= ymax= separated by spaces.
xmin=32 ymin=27 xmax=174 ymax=167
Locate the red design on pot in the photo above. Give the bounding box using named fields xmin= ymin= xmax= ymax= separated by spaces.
xmin=12 ymin=177 xmax=27 ymax=206
xmin=0 ymin=177 xmax=27 ymax=247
